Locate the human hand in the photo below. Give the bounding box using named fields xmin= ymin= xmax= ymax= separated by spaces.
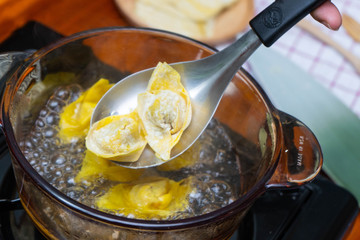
xmin=311 ymin=1 xmax=342 ymax=30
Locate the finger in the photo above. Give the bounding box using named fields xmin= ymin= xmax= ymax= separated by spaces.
xmin=311 ymin=1 xmax=342 ymax=30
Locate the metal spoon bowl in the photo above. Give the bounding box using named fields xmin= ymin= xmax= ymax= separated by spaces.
xmin=91 ymin=0 xmax=328 ymax=168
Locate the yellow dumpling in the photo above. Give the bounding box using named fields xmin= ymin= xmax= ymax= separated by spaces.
xmin=75 ymin=150 xmax=144 ymax=183
xmin=96 ymin=176 xmax=193 ymax=219
xmin=86 ymin=111 xmax=147 ymax=162
xmin=137 ymin=62 xmax=192 ymax=160
xmin=58 ymin=78 xmax=113 ymax=142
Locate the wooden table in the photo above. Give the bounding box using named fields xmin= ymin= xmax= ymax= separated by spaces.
xmin=0 ymin=0 xmax=359 ymax=239
xmin=0 ymin=0 xmax=127 ymax=43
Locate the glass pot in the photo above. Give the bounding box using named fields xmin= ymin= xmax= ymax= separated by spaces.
xmin=0 ymin=28 xmax=322 ymax=240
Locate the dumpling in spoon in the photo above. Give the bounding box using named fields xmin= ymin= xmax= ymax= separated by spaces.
xmin=86 ymin=111 xmax=147 ymax=162
xmin=137 ymin=62 xmax=192 ymax=160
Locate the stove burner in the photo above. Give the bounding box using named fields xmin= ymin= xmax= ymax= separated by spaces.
xmin=234 ymin=177 xmax=358 ymax=240
xmin=0 ymin=160 xmax=46 ymax=240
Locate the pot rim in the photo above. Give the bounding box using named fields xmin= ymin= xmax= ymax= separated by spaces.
xmin=1 ymin=27 xmax=283 ymax=230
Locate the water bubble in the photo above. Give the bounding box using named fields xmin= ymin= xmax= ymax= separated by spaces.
xmin=46 ymin=113 xmax=59 ymax=125
xmin=39 ymin=109 xmax=48 ymax=117
xmin=35 ymin=149 xmax=44 ymax=156
xmin=44 ymin=128 xmax=56 ymax=138
xmin=33 ymin=130 xmax=43 ymax=139
xmin=53 ymin=178 xmax=66 ymax=189
xmin=214 ymin=150 xmax=227 ymax=164
xmin=70 ymin=157 xmax=82 ymax=166
xmin=55 ymin=170 xmax=63 ymax=178
xmin=211 ymin=182 xmax=227 ymax=194
xmin=41 ymin=160 xmax=50 ymax=167
xmin=90 ymin=189 xmax=101 ymax=197
xmin=200 ymin=204 xmax=218 ymax=215
xmin=48 ymin=99 xmax=64 ymax=111
xmin=43 ymin=141 xmax=50 ymax=149
xmin=44 ymin=173 xmax=57 ymax=184
xmin=22 ymin=151 xmax=31 ymax=157
xmin=68 ymin=85 xmax=82 ymax=98
xmin=18 ymin=141 xmax=25 ymax=148
xmin=196 ymin=174 xmax=212 ymax=183
xmin=55 ymin=88 xmax=70 ymax=100
xmin=64 ymin=165 xmax=74 ymax=173
xmin=189 ymin=187 xmax=214 ymax=215
xmin=51 ymin=154 xmax=67 ymax=165
xmin=40 ymin=155 xmax=48 ymax=162
xmin=66 ymin=186 xmax=85 ymax=200
xmin=34 ymin=165 xmax=42 ymax=172
xmin=76 ymin=147 xmax=85 ymax=154
xmin=36 ymin=119 xmax=45 ymax=128
xmin=30 ymin=137 xmax=40 ymax=146
xmin=23 ymin=151 xmax=33 ymax=159
xmin=24 ymin=139 xmax=33 ymax=149
xmin=207 ymin=119 xmax=216 ymax=129
xmin=43 ymin=165 xmax=56 ymax=174
xmin=67 ymin=176 xmax=75 ymax=185
xmin=29 ymin=159 xmax=38 ymax=166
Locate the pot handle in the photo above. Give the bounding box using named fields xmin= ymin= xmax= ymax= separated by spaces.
xmin=266 ymin=111 xmax=323 ymax=188
xmin=0 ymin=51 xmax=34 ymax=82
xmin=0 ymin=51 xmax=34 ymax=128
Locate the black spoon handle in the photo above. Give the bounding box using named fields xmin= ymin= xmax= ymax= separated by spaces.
xmin=250 ymin=0 xmax=327 ymax=47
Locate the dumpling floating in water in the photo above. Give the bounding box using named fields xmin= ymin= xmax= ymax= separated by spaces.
xmin=58 ymin=78 xmax=113 ymax=142
xmin=75 ymin=150 xmax=144 ymax=183
xmin=96 ymin=176 xmax=193 ymax=220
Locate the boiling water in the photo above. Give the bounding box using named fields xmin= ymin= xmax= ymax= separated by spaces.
xmin=20 ymin=84 xmax=244 ymax=220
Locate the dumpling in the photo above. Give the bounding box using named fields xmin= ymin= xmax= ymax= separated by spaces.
xmin=137 ymin=62 xmax=192 ymax=160
xmin=86 ymin=111 xmax=147 ymax=162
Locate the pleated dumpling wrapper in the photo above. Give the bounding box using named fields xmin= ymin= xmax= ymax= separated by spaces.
xmin=137 ymin=62 xmax=192 ymax=160
xmin=86 ymin=111 xmax=147 ymax=162
xmin=58 ymin=78 xmax=113 ymax=143
xmin=96 ymin=176 xmax=193 ymax=220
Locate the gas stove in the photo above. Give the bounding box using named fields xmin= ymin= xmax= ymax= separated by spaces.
xmin=0 ymin=22 xmax=358 ymax=240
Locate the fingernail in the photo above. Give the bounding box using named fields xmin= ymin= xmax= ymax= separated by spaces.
xmin=321 ymin=21 xmax=334 ymax=30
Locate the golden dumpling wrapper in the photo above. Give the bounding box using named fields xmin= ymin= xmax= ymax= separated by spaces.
xmin=137 ymin=62 xmax=192 ymax=160
xmin=96 ymin=176 xmax=193 ymax=219
xmin=75 ymin=150 xmax=144 ymax=183
xmin=58 ymin=78 xmax=113 ymax=142
xmin=86 ymin=111 xmax=147 ymax=162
